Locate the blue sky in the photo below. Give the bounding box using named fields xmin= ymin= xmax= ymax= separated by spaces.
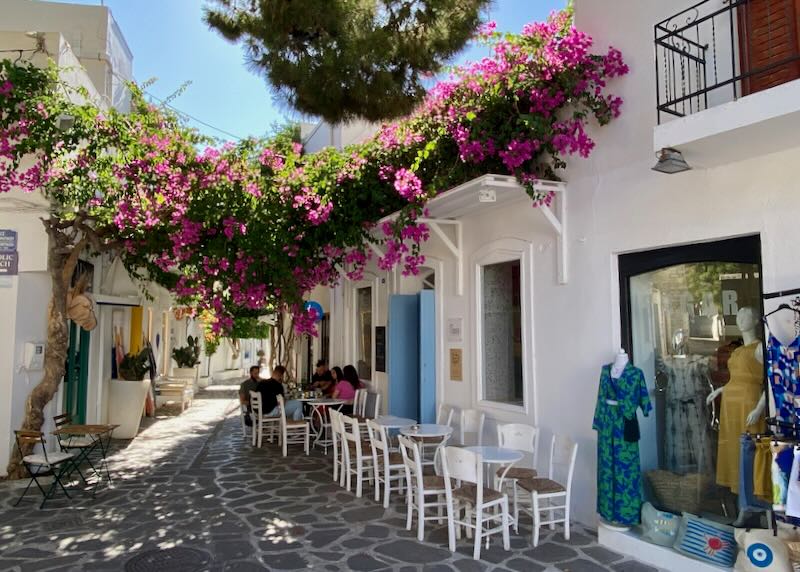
xmin=65 ymin=0 xmax=564 ymax=141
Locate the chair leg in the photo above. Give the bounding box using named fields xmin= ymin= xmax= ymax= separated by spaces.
xmin=502 ymin=498 xmax=510 ymax=551
xmin=512 ymin=481 xmax=519 ymax=533
xmin=356 ymin=457 xmax=363 ymax=498
xmin=417 ymin=490 xmax=426 ymax=541
xmin=473 ymin=507 xmax=483 ymax=560
xmin=564 ymin=497 xmax=571 ymax=540
xmin=532 ymin=491 xmax=541 ymax=547
xmin=376 ymin=462 xmax=383 ymax=505
xmin=446 ymin=494 xmax=456 ymax=552
xmin=14 ymin=475 xmax=35 ymax=506
xmin=405 ymin=480 xmax=414 ymax=531
xmin=305 ymin=426 xmax=310 ymax=455
xmin=282 ymin=427 xmax=288 ymax=457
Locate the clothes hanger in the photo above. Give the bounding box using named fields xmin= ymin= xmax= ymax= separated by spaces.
xmin=763 ymin=304 xmax=800 ymax=320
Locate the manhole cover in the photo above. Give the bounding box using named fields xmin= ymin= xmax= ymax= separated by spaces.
xmin=125 ymin=547 xmax=210 ymax=572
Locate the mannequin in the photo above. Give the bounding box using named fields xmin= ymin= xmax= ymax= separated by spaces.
xmin=764 ymin=305 xmax=800 ymax=429
xmin=611 ymin=349 xmax=629 ymax=379
xmin=706 ymin=307 xmax=765 ymax=426
xmin=706 ymin=307 xmax=766 ymax=492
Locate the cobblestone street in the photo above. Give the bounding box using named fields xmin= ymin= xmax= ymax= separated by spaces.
xmin=0 ymin=394 xmax=659 ymax=571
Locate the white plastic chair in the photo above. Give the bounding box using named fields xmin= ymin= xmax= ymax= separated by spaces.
xmin=277 ymin=395 xmax=310 ymax=457
xmin=459 ymin=409 xmax=485 ymax=446
xmin=517 ymin=434 xmax=578 ymax=546
xmin=496 ymin=423 xmax=539 ymax=531
xmin=441 ymin=446 xmax=510 ymax=560
xmin=250 ymin=391 xmax=279 ymax=448
xmin=341 ymin=414 xmax=374 ymax=497
xmin=367 ymin=419 xmax=406 ymax=508
xmin=397 ymin=435 xmax=449 ymax=541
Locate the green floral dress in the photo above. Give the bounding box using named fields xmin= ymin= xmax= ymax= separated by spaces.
xmin=592 ymin=362 xmax=651 ymax=526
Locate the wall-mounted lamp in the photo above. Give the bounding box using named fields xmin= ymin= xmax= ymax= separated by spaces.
xmin=652 ymin=147 xmax=691 ymax=174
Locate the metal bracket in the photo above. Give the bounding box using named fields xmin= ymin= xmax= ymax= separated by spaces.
xmin=532 ymin=181 xmax=568 ymax=284
xmin=419 ymin=218 xmax=464 ymax=295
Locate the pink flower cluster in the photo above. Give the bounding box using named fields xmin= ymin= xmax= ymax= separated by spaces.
xmin=393 ymin=169 xmax=424 ymax=202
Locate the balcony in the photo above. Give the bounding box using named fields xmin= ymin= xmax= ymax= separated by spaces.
xmin=653 ymin=0 xmax=800 ymax=167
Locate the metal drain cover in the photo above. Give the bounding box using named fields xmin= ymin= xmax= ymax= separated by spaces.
xmin=125 ymin=547 xmax=210 ymax=572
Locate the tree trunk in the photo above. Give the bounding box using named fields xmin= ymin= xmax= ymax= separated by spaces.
xmin=5 ymin=224 xmax=74 ymax=479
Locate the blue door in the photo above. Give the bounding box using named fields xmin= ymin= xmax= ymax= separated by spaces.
xmin=388 ymin=295 xmax=420 ymax=419
xmin=418 ymin=290 xmax=436 ymax=423
xmin=388 ymin=292 xmax=437 ymax=422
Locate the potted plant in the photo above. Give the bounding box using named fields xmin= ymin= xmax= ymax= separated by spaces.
xmin=108 ymin=348 xmax=152 ymax=439
xmin=172 ymin=335 xmax=201 ymax=380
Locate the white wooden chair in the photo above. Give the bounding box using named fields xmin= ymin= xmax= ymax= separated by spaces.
xmin=459 ymin=409 xmax=485 ymax=446
xmin=341 ymin=413 xmax=375 ymax=497
xmin=517 ymin=434 xmax=578 ymax=546
xmin=277 ymin=395 xmax=310 ymax=457
xmin=353 ymin=389 xmax=366 ymax=417
xmin=155 ymin=377 xmax=193 ymax=411
xmin=249 ymin=391 xmax=279 ymax=448
xmin=397 ymin=435 xmax=448 ymax=541
xmin=239 ymin=404 xmax=250 ymax=438
xmin=441 ymin=446 xmax=510 ymax=560
xmin=496 ymin=423 xmax=539 ymax=531
xmin=329 ymin=409 xmax=345 ymax=486
xmin=355 ymin=392 xmax=381 ymax=421
xmin=367 ymin=419 xmax=405 ymax=508
xmin=421 ymin=404 xmax=455 ymax=460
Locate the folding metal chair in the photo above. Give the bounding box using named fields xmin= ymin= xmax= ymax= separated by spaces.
xmin=14 ymin=430 xmax=76 ymax=509
xmin=53 ymin=414 xmax=96 ymax=485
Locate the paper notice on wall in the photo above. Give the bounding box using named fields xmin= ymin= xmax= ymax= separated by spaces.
xmin=449 ymin=348 xmax=463 ymax=381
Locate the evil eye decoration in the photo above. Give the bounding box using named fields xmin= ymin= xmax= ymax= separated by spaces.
xmin=747 ymin=542 xmax=774 ymax=568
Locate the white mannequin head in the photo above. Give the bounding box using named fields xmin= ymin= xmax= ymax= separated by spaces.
xmin=736 ymin=307 xmax=758 ymax=334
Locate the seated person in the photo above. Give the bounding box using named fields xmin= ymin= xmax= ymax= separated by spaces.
xmin=311 ymin=359 xmax=334 ymax=396
xmin=334 ymin=364 xmax=362 ymax=415
xmin=256 ymin=365 xmax=304 ymax=420
xmin=239 ymin=366 xmax=261 ymax=425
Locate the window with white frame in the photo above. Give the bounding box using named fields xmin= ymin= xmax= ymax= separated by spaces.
xmin=480 ymin=259 xmax=523 ymax=405
xmin=355 ymin=286 xmax=373 ymax=380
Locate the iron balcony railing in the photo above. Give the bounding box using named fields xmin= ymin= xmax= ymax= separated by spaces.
xmin=655 ymin=0 xmax=800 ymax=123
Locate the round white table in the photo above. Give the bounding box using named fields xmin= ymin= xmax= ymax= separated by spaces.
xmin=306 ymin=399 xmax=346 ymax=452
xmin=375 ymin=415 xmax=417 ymax=429
xmin=463 ymin=445 xmax=524 ymax=491
xmin=400 ymin=424 xmax=453 ymax=438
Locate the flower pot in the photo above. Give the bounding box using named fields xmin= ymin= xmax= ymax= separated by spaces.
xmin=108 ymin=378 xmax=151 ymax=439
xmin=172 ymin=366 xmax=198 ymax=380
xmin=197 ymin=375 xmax=210 ymax=389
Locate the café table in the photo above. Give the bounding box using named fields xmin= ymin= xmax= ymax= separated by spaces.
xmin=375 ymin=415 xmax=417 ymax=429
xmin=463 ymin=445 xmax=524 ymax=490
xmin=306 ymin=398 xmax=347 ymax=452
xmin=53 ymin=424 xmax=118 ymax=494
xmin=400 ymin=424 xmax=454 ymax=466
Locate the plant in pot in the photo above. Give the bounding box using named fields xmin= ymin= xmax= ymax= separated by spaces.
xmin=172 ymin=335 xmax=201 ymax=379
xmin=109 ymin=348 xmax=152 ymax=439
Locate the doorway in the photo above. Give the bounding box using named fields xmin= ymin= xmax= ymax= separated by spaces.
xmin=63 ymin=321 xmax=90 ymax=424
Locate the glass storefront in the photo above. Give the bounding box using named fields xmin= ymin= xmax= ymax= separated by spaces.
xmin=621 ymin=236 xmax=763 ymax=523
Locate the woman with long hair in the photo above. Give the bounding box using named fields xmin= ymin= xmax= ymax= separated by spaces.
xmin=334 ymin=364 xmax=362 ymax=414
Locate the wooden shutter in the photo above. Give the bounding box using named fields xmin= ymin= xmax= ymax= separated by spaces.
xmin=738 ymin=0 xmax=800 ymax=95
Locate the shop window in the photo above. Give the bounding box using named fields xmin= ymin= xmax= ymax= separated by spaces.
xmin=620 ymin=236 xmax=763 ymax=524
xmin=356 ymin=286 xmax=373 ymax=380
xmin=480 ymin=259 xmax=524 ymax=406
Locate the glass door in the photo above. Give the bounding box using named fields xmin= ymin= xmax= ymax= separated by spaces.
xmin=620 ymin=236 xmax=763 ymax=522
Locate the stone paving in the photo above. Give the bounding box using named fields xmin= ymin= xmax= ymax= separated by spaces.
xmin=0 ymin=394 xmax=661 ymax=571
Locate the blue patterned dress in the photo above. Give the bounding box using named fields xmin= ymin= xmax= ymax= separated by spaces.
xmin=593 ymin=363 xmax=652 ymax=526
xmin=766 ymin=334 xmax=800 ymax=430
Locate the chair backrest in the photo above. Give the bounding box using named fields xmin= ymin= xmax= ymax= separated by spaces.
xmin=249 ymin=390 xmax=263 ymax=417
xmin=437 ymin=404 xmax=454 ymax=427
xmin=498 ymin=423 xmax=538 ymax=467
xmin=276 ymin=394 xmax=288 ymax=423
xmin=14 ymin=430 xmax=46 ymax=462
xmin=364 ymin=392 xmax=380 ymax=418
xmin=53 ymin=413 xmax=71 ymax=430
xmin=354 ymin=389 xmax=366 ymax=416
xmin=329 ymin=409 xmax=341 ymax=437
xmin=340 ymin=414 xmax=364 ymax=455
xmin=547 ymin=434 xmax=579 ymax=490
xmin=459 ymin=409 xmax=485 ymax=446
xmin=397 ymin=434 xmax=424 ymax=485
xmin=441 ymin=446 xmax=485 ymax=504
xmin=366 ymin=419 xmax=390 ymax=465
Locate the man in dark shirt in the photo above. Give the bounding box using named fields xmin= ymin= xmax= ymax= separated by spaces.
xmin=256 ymin=365 xmax=304 ymax=420
xmin=311 ymin=359 xmax=333 ymax=395
xmin=239 ymin=366 xmax=261 ymax=409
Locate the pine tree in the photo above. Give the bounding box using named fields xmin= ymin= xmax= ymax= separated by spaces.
xmin=204 ymin=0 xmax=489 ymax=123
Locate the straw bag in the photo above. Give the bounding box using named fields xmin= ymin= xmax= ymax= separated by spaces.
xmin=646 ymin=469 xmax=713 ymax=515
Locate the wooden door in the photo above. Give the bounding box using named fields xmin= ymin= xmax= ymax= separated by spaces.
xmin=739 ymin=0 xmax=800 ymax=95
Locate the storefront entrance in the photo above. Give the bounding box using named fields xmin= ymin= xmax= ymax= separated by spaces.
xmin=619 ymin=235 xmax=763 ymax=522
xmin=64 ymin=320 xmax=90 ymax=424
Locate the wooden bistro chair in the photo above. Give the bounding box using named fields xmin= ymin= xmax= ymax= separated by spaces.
xmin=366 ymin=419 xmax=405 ymax=508
xmin=421 ymin=404 xmax=455 ymax=463
xmin=277 ymin=395 xmax=310 ymax=457
xmin=496 ymin=423 xmax=539 ymax=531
xmin=517 ymin=434 xmax=578 ymax=547
xmin=441 ymin=446 xmax=510 ymax=560
xmin=355 ymin=392 xmax=381 ymax=422
xmin=14 ymin=430 xmax=76 ymax=509
xmin=53 ymin=413 xmax=97 ymax=484
xmin=341 ymin=414 xmax=375 ymax=498
xmin=329 ymin=409 xmax=346 ymax=486
xmin=397 ymin=435 xmax=448 ymax=542
xmin=459 ymin=409 xmax=485 ymax=446
xmin=249 ymin=391 xmax=280 ymax=448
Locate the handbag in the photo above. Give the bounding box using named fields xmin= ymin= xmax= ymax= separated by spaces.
xmin=624 ymin=415 xmax=640 ymax=442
